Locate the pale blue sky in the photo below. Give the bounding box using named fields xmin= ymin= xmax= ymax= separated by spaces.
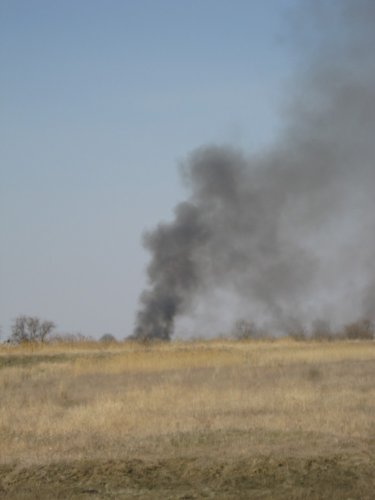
xmin=1 ymin=0 xmax=298 ymax=338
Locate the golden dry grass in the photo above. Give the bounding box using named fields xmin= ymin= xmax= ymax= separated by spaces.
xmin=1 ymin=338 xmax=374 ymax=470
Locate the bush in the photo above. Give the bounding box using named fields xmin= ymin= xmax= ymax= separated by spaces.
xmin=99 ymin=333 xmax=117 ymax=343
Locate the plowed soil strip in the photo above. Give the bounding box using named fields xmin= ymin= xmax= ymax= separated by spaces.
xmin=1 ymin=454 xmax=374 ymax=499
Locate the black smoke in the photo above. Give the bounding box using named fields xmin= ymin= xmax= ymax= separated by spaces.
xmin=133 ymin=0 xmax=375 ymax=340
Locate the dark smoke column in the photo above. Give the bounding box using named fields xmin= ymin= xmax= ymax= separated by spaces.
xmin=133 ymin=201 xmax=208 ymax=340
xmin=132 ymin=146 xmax=247 ymax=341
xmin=133 ymin=0 xmax=375 ymax=339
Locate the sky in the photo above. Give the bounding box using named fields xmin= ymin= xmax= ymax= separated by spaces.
xmin=1 ymin=0 xmax=298 ymax=339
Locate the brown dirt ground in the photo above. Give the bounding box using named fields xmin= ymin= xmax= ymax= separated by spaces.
xmin=1 ymin=453 xmax=374 ymax=499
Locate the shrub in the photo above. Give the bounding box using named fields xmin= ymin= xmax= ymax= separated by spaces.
xmin=99 ymin=333 xmax=117 ymax=343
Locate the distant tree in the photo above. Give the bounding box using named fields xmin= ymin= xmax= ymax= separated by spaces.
xmin=288 ymin=327 xmax=307 ymax=341
xmin=343 ymin=319 xmax=374 ymax=340
xmin=311 ymin=319 xmax=333 ymax=341
xmin=48 ymin=332 xmax=92 ymax=343
xmin=9 ymin=315 xmax=56 ymax=343
xmin=286 ymin=318 xmax=307 ymax=341
xmin=232 ymin=319 xmax=260 ymax=340
xmin=99 ymin=333 xmax=117 ymax=343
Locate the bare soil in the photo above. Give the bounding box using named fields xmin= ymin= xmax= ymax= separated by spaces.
xmin=1 ymin=452 xmax=374 ymax=499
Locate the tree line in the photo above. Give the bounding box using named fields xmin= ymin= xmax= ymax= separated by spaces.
xmin=1 ymin=315 xmax=117 ymax=344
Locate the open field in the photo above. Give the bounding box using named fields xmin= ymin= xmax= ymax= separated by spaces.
xmin=0 ymin=339 xmax=374 ymax=498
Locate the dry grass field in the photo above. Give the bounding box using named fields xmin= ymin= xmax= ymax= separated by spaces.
xmin=0 ymin=339 xmax=374 ymax=498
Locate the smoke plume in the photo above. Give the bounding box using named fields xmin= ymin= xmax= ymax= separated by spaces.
xmin=134 ymin=0 xmax=375 ymax=340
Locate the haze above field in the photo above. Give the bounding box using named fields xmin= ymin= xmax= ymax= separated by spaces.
xmin=1 ymin=0 xmax=297 ymax=338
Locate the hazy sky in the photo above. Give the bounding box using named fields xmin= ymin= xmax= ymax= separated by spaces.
xmin=1 ymin=0 xmax=297 ymax=339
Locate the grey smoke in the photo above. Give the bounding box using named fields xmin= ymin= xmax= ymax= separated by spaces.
xmin=134 ymin=0 xmax=375 ymax=340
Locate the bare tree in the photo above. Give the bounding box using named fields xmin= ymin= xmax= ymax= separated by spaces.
xmin=10 ymin=316 xmax=28 ymax=343
xmin=38 ymin=320 xmax=56 ymax=342
xmin=343 ymin=319 xmax=374 ymax=340
xmin=311 ymin=319 xmax=333 ymax=341
xmin=25 ymin=317 xmax=40 ymax=341
xmin=232 ymin=319 xmax=262 ymax=340
xmin=9 ymin=315 xmax=56 ymax=343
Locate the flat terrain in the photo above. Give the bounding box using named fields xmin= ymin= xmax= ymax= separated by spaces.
xmin=0 ymin=340 xmax=374 ymax=498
